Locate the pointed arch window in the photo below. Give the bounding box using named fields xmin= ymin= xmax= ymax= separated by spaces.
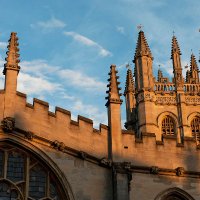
xmin=191 ymin=117 xmax=200 ymax=143
xmin=162 ymin=116 xmax=175 ymax=135
xmin=0 ymin=144 xmax=68 ymax=200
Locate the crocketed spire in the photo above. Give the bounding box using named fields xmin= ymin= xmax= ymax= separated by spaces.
xmin=3 ymin=32 xmax=20 ymax=75
xmin=188 ymin=53 xmax=199 ymax=83
xmin=171 ymin=35 xmax=181 ymax=59
xmin=190 ymin=53 xmax=199 ymax=72
xmin=105 ymin=65 xmax=122 ymax=106
xmin=134 ymin=31 xmax=153 ymax=62
xmin=124 ymin=68 xmax=135 ymax=95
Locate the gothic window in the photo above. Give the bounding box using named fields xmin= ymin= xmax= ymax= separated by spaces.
xmin=162 ymin=116 xmax=175 ymax=135
xmin=0 ymin=144 xmax=67 ymax=200
xmin=191 ymin=117 xmax=200 ymax=142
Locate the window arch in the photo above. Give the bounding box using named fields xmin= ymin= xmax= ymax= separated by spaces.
xmin=0 ymin=143 xmax=69 ymax=200
xmin=155 ymin=187 xmax=195 ymax=200
xmin=162 ymin=116 xmax=175 ymax=135
xmin=191 ymin=117 xmax=200 ymax=143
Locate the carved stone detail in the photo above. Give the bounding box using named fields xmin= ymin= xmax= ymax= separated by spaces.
xmin=79 ymin=151 xmax=87 ymax=160
xmin=185 ymin=97 xmax=200 ymax=105
xmin=137 ymin=93 xmax=154 ymax=103
xmin=100 ymin=158 xmax=112 ymax=167
xmin=155 ymin=96 xmax=176 ymax=105
xmin=1 ymin=117 xmax=15 ymax=132
xmin=25 ymin=131 xmax=34 ymax=140
xmin=52 ymin=140 xmax=65 ymax=151
xmin=176 ymin=167 xmax=185 ymax=176
xmin=150 ymin=166 xmax=159 ymax=174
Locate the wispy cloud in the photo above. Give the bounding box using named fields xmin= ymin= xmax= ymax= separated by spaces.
xmin=63 ymin=31 xmax=112 ymax=57
xmin=116 ymin=26 xmax=125 ymax=35
xmin=58 ymin=69 xmax=106 ymax=91
xmin=31 ymin=17 xmax=66 ymax=29
xmin=18 ymin=72 xmax=61 ymax=95
xmin=0 ymin=42 xmax=7 ymax=49
xmin=72 ymin=100 xmax=107 ymax=126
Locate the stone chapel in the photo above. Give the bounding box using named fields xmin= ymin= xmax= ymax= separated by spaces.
xmin=0 ymin=31 xmax=199 ymax=200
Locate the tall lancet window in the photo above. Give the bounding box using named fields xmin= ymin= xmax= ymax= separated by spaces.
xmin=191 ymin=117 xmax=200 ymax=143
xmin=162 ymin=116 xmax=175 ymax=135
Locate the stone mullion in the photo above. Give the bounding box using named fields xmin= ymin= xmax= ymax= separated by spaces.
xmin=3 ymin=151 xmax=8 ymax=179
xmin=46 ymin=171 xmax=50 ymax=198
xmin=24 ymin=156 xmax=30 ymax=200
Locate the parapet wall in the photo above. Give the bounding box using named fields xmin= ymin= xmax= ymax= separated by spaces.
xmin=0 ymin=91 xmax=109 ymax=159
xmin=121 ymin=130 xmax=200 ymax=172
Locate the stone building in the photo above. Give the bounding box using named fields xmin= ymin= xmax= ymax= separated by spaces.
xmin=0 ymin=31 xmax=199 ymax=200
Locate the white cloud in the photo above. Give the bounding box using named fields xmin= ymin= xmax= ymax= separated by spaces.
xmin=63 ymin=31 xmax=112 ymax=57
xmin=31 ymin=17 xmax=66 ymax=29
xmin=20 ymin=59 xmax=60 ymax=77
xmin=0 ymin=42 xmax=7 ymax=49
xmin=72 ymin=100 xmax=107 ymax=126
xmin=116 ymin=26 xmax=125 ymax=35
xmin=18 ymin=72 xmax=61 ymax=95
xmin=58 ymin=69 xmax=106 ymax=91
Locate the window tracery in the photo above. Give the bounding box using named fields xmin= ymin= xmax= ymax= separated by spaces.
xmin=162 ymin=116 xmax=175 ymax=135
xmin=0 ymin=144 xmax=66 ymax=200
xmin=191 ymin=117 xmax=200 ymax=143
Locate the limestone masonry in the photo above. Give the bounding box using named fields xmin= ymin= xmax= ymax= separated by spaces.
xmin=0 ymin=31 xmax=199 ymax=200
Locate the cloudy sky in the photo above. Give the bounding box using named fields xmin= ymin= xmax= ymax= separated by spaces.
xmin=0 ymin=0 xmax=199 ymax=127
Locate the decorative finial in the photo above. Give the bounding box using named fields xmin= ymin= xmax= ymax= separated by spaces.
xmin=173 ymin=30 xmax=175 ymax=36
xmin=137 ymin=24 xmax=143 ymax=31
xmin=126 ymin=63 xmax=131 ymax=70
xmin=184 ymin=63 xmax=189 ymax=69
xmin=158 ymin=64 xmax=161 ymax=69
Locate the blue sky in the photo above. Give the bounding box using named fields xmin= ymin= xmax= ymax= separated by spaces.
xmin=0 ymin=0 xmax=199 ymax=127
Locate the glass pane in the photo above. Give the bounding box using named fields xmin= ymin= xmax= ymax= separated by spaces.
xmin=7 ymin=151 xmax=25 ymax=182
xmin=0 ymin=181 xmax=20 ymax=200
xmin=29 ymin=165 xmax=46 ymax=199
xmin=50 ymin=179 xmax=60 ymax=200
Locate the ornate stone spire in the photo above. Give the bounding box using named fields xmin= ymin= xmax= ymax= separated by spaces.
xmin=124 ymin=68 xmax=135 ymax=95
xmin=134 ymin=30 xmax=153 ymax=62
xmin=188 ymin=54 xmax=199 ymax=83
xmin=3 ymin=32 xmax=20 ymax=75
xmin=105 ymin=65 xmax=122 ymax=107
xmin=171 ymin=35 xmax=184 ymax=91
xmin=171 ymin=35 xmax=181 ymax=59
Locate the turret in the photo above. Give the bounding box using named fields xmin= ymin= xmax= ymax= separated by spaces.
xmin=124 ymin=67 xmax=136 ymax=130
xmin=133 ymin=31 xmax=154 ymax=92
xmin=3 ymin=32 xmax=20 ymax=117
xmin=171 ymin=35 xmax=184 ymax=91
xmin=105 ymin=65 xmax=123 ymax=161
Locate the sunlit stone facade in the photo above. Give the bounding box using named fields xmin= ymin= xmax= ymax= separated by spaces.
xmin=0 ymin=31 xmax=199 ymax=200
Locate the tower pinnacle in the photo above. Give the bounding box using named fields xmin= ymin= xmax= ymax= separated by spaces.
xmin=134 ymin=31 xmax=153 ymax=62
xmin=171 ymin=35 xmax=181 ymax=59
xmin=3 ymin=32 xmax=20 ymax=75
xmin=105 ymin=65 xmax=123 ymax=106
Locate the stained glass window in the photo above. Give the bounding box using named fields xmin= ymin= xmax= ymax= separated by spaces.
xmin=0 ymin=144 xmax=65 ymax=200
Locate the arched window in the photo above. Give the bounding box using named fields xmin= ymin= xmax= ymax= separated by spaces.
xmin=191 ymin=117 xmax=200 ymax=143
xmin=162 ymin=116 xmax=175 ymax=135
xmin=0 ymin=144 xmax=68 ymax=200
xmin=155 ymin=187 xmax=195 ymax=200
